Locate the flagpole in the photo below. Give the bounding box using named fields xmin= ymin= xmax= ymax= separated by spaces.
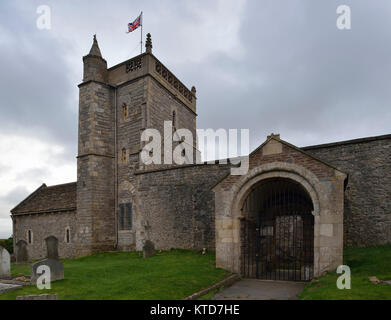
xmin=140 ymin=12 xmax=143 ymax=54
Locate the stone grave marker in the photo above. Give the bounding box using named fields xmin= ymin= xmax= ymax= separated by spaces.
xmin=15 ymin=240 xmax=28 ymax=263
xmin=143 ymin=240 xmax=155 ymax=258
xmin=45 ymin=236 xmax=59 ymax=260
xmin=30 ymin=258 xmax=64 ymax=285
xmin=45 ymin=236 xmax=58 ymax=260
xmin=0 ymin=246 xmax=11 ymax=279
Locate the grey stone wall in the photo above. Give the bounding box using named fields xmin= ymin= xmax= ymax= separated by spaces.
xmin=148 ymin=76 xmax=196 ymax=144
xmin=303 ymin=135 xmax=391 ymax=248
xmin=76 ymin=80 xmax=116 ymax=256
xmin=135 ymin=164 xmax=231 ymax=251
xmin=13 ymin=211 xmax=76 ymax=260
xmin=115 ymin=79 xmax=147 ymax=250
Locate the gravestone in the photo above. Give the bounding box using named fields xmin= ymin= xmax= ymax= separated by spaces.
xmin=0 ymin=246 xmax=11 ymax=279
xmin=143 ymin=240 xmax=155 ymax=258
xmin=45 ymin=236 xmax=59 ymax=260
xmin=15 ymin=240 xmax=28 ymax=263
xmin=30 ymin=259 xmax=64 ymax=285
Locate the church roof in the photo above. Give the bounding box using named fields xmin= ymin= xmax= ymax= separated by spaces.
xmin=11 ymin=182 xmax=77 ymax=215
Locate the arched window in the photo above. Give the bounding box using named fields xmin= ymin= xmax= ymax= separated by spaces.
xmin=27 ymin=230 xmax=32 ymax=244
xmin=66 ymin=228 xmax=70 ymax=243
xmin=122 ymin=104 xmax=127 ymax=121
xmin=122 ymin=148 xmax=127 ymax=163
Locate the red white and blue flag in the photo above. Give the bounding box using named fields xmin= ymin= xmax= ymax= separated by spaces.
xmin=127 ymin=13 xmax=142 ymax=33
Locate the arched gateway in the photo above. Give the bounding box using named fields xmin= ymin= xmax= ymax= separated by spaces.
xmin=213 ymin=135 xmax=347 ymax=280
xmin=241 ymin=178 xmax=314 ymax=281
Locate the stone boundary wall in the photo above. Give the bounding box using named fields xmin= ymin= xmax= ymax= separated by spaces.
xmin=303 ymin=135 xmax=391 ymax=248
xmin=135 ymin=164 xmax=232 ymax=251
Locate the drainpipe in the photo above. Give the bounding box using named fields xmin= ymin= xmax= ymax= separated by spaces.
xmin=112 ymin=84 xmax=119 ymax=249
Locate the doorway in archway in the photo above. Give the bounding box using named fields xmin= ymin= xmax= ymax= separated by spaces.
xmin=241 ymin=178 xmax=314 ymax=281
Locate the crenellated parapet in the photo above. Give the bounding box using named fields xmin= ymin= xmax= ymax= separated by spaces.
xmin=107 ymin=34 xmax=196 ymax=113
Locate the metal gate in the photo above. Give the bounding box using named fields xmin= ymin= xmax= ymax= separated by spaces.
xmin=241 ymin=178 xmax=314 ymax=281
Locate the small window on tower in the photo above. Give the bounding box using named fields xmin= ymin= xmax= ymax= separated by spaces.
xmin=126 ymin=203 xmax=132 ymax=229
xmin=172 ymin=110 xmax=177 ymax=129
xmin=122 ymin=104 xmax=127 ymax=121
xmin=119 ymin=204 xmax=125 ymax=230
xmin=122 ymin=148 xmax=126 ymax=163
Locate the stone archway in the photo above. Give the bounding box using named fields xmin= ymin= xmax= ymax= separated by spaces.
xmin=240 ymin=177 xmax=315 ymax=281
xmin=214 ymin=162 xmax=345 ymax=279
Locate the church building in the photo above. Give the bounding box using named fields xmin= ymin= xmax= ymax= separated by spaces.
xmin=11 ymin=35 xmax=391 ymax=281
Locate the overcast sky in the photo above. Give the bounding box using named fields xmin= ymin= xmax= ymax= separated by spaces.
xmin=0 ymin=0 xmax=390 ymax=238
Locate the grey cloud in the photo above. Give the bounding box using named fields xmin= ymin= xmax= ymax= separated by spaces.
xmin=0 ymin=185 xmax=30 ymax=206
xmin=0 ymin=1 xmax=77 ymax=163
xmin=14 ymin=168 xmax=48 ymax=182
xmin=181 ymin=0 xmax=391 ymax=149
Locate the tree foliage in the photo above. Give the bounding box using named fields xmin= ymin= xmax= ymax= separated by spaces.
xmin=0 ymin=237 xmax=13 ymax=254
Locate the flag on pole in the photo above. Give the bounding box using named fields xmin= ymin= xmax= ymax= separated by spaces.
xmin=127 ymin=13 xmax=142 ymax=33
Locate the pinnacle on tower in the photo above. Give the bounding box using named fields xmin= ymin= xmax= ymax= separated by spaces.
xmin=83 ymin=34 xmax=107 ymax=83
xmin=89 ymin=34 xmax=103 ymax=57
xmin=145 ymin=33 xmax=152 ymax=54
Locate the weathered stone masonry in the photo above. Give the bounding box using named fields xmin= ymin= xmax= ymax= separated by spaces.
xmin=135 ymin=164 xmax=231 ymax=251
xmin=76 ymin=38 xmax=116 ymax=256
xmin=12 ymin=183 xmax=77 ymax=260
xmin=303 ymin=135 xmax=391 ymax=248
xmin=213 ymin=136 xmax=346 ymax=277
xmin=10 ymin=34 xmax=390 ymax=275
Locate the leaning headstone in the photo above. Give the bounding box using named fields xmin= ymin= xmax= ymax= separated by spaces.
xmin=30 ymin=259 xmax=64 ymax=285
xmin=15 ymin=240 xmax=28 ymax=263
xmin=45 ymin=236 xmax=59 ymax=260
xmin=143 ymin=240 xmax=155 ymax=258
xmin=0 ymin=246 xmax=11 ymax=279
xmin=0 ymin=283 xmax=22 ymax=294
xmin=17 ymin=294 xmax=58 ymax=300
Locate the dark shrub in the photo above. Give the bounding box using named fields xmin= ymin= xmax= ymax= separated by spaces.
xmin=0 ymin=237 xmax=13 ymax=254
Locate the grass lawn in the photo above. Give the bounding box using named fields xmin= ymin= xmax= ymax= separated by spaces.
xmin=0 ymin=250 xmax=230 ymax=300
xmin=299 ymin=246 xmax=391 ymax=300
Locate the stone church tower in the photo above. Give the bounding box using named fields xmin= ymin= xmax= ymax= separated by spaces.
xmin=76 ymin=34 xmax=197 ymax=256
